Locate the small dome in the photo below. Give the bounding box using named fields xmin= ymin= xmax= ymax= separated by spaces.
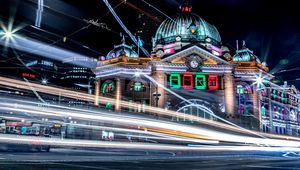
xmin=153 ymin=13 xmax=221 ymax=47
xmin=106 ymin=43 xmax=138 ymax=60
xmin=233 ymin=47 xmax=261 ymax=63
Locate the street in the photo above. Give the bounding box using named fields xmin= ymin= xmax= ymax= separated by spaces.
xmin=0 ymin=148 xmax=300 ymax=169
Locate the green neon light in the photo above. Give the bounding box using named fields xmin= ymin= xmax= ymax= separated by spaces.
xmin=261 ymin=105 xmax=265 ymax=116
xmin=195 ymin=74 xmax=207 ymax=90
xmin=105 ymin=102 xmax=113 ymax=109
xmin=134 ymin=82 xmax=142 ymax=92
xmin=102 ymin=82 xmax=115 ymax=94
xmin=102 ymin=84 xmax=108 ymax=94
xmin=170 ymin=73 xmax=181 ymax=89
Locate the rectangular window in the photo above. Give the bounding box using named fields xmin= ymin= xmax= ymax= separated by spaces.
xmin=169 ymin=73 xmax=181 ymax=89
xmin=208 ymin=75 xmax=219 ymax=90
xmin=182 ymin=74 xmax=194 ymax=90
xmin=195 ymin=74 xmax=207 ymax=90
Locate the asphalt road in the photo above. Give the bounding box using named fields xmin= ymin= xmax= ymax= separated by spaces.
xmin=0 ymin=148 xmax=300 ymax=169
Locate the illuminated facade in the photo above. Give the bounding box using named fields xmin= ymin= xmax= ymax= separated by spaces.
xmin=94 ymin=4 xmax=300 ymax=136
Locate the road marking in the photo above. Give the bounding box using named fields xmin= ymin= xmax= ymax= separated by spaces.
xmin=51 ymin=163 xmax=111 ymax=170
xmin=244 ymin=165 xmax=300 ymax=169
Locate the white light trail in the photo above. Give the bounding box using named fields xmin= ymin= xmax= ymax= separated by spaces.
xmin=0 ymin=76 xmax=287 ymax=137
xmin=1 ymin=134 xmax=300 ymax=152
xmin=103 ymin=0 xmax=150 ymax=57
xmin=141 ymin=72 xmax=266 ymax=139
xmin=0 ymin=35 xmax=97 ymax=68
xmin=35 ymin=0 xmax=44 ymax=27
xmin=1 ymin=100 xmax=300 ymax=147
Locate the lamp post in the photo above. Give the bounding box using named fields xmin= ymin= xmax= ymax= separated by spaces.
xmin=152 ymin=83 xmax=160 ymax=107
xmin=88 ymin=77 xmax=96 ymax=94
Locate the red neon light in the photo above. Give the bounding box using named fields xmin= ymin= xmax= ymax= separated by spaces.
xmin=182 ymin=74 xmax=194 ymax=90
xmin=22 ymin=73 xmax=36 ymax=79
xmin=5 ymin=122 xmax=32 ymax=127
xmin=208 ymin=75 xmax=219 ymax=90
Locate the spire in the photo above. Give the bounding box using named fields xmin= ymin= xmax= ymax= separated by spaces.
xmin=180 ymin=0 xmax=192 ymax=13
xmin=121 ymin=35 xmax=125 ymax=44
xmin=242 ymin=40 xmax=246 ymax=48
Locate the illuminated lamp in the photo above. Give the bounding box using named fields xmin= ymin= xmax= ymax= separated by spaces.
xmin=208 ymin=75 xmax=219 ymax=90
xmin=170 ymin=73 xmax=181 ymax=89
xmin=182 ymin=73 xmax=194 ymax=90
xmin=195 ymin=74 xmax=207 ymax=90
xmin=42 ymin=78 xmax=48 ymax=84
xmin=105 ymin=103 xmax=113 ymax=109
xmin=4 ymin=31 xmax=13 ymax=39
xmin=255 ymin=76 xmax=263 ymax=86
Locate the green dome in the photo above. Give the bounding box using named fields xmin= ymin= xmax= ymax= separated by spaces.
xmin=106 ymin=43 xmax=138 ymax=60
xmin=153 ymin=13 xmax=221 ymax=46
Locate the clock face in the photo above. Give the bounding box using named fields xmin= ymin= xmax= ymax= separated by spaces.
xmin=186 ymin=55 xmax=202 ymax=71
xmin=189 ymin=60 xmax=199 ymax=68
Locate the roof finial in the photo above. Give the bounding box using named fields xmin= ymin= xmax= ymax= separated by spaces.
xmin=121 ymin=35 xmax=125 ymax=44
xmin=242 ymin=40 xmax=246 ymax=48
xmin=180 ymin=0 xmax=192 ymax=13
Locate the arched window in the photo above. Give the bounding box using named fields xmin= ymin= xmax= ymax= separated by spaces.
xmin=261 ymin=105 xmax=265 ymax=117
xmin=129 ymin=81 xmax=147 ymax=92
xmin=236 ymin=84 xmax=252 ymax=94
xmin=101 ymin=80 xmax=115 ymax=94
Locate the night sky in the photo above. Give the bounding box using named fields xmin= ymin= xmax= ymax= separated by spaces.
xmin=1 ymin=0 xmax=300 ymax=87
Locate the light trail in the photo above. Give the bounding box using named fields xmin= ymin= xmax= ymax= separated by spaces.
xmin=125 ymin=2 xmax=162 ymax=23
xmin=2 ymin=99 xmax=300 ymax=147
xmin=0 ymin=35 xmax=97 ymax=68
xmin=35 ymin=0 xmax=44 ymax=27
xmin=103 ymin=0 xmax=150 ymax=57
xmin=1 ymin=134 xmax=300 ymax=152
xmin=0 ymin=115 xmax=219 ymax=145
xmin=141 ymin=73 xmax=266 ymax=139
xmin=0 ymin=75 xmax=292 ymax=138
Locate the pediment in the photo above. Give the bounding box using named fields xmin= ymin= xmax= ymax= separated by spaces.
xmin=161 ymin=45 xmax=228 ymax=65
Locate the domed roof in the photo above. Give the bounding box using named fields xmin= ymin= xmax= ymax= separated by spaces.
xmin=153 ymin=13 xmax=221 ymax=47
xmin=233 ymin=46 xmax=261 ymax=63
xmin=106 ymin=43 xmax=138 ymax=60
xmin=233 ymin=41 xmax=261 ymax=63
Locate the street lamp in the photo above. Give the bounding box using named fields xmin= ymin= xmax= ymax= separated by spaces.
xmin=41 ymin=78 xmax=48 ymax=84
xmin=88 ymin=77 xmax=96 ymax=94
xmin=4 ymin=31 xmax=12 ymax=39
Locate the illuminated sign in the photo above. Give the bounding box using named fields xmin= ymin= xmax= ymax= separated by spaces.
xmin=169 ymin=73 xmax=219 ymax=90
xmin=22 ymin=73 xmax=36 ymax=79
xmin=6 ymin=122 xmax=32 ymax=127
xmin=53 ymin=123 xmax=62 ymax=128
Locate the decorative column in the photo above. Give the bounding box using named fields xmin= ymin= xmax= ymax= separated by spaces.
xmin=251 ymin=86 xmax=260 ymax=131
xmin=94 ymin=79 xmax=100 ymax=106
xmin=115 ymin=77 xmax=121 ymax=112
xmin=224 ymin=73 xmax=236 ymax=117
xmin=268 ymin=88 xmax=273 ymax=133
xmin=151 ymin=70 xmax=166 ymax=108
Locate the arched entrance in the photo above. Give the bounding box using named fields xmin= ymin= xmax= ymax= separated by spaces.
xmin=174 ymin=99 xmax=217 ymax=122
